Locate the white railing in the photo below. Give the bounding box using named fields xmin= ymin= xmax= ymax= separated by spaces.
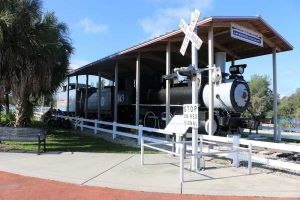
xmin=56 ymin=115 xmax=300 ymax=172
xmin=141 ymin=135 xmax=252 ymax=183
xmin=253 ymin=125 xmax=300 ymax=141
xmin=56 ymin=115 xmax=172 ymax=145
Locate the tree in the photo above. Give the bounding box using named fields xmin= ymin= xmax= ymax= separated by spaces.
xmin=278 ymin=88 xmax=300 ymax=120
xmin=243 ymin=75 xmax=273 ymax=119
xmin=0 ymin=0 xmax=73 ymax=126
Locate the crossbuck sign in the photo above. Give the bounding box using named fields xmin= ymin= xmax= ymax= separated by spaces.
xmin=179 ymin=9 xmax=203 ymax=56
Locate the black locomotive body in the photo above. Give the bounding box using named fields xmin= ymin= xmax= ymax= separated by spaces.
xmin=56 ymin=64 xmax=258 ymax=135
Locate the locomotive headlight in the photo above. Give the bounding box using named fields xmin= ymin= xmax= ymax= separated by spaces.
xmin=229 ymin=64 xmax=246 ymax=75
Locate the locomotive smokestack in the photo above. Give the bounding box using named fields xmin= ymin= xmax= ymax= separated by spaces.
xmin=215 ymin=52 xmax=226 ymax=73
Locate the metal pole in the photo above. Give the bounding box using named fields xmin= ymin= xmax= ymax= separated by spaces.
xmin=75 ymin=75 xmax=78 ymax=117
xmin=208 ymin=26 xmax=214 ymax=136
xmin=98 ymin=72 xmax=101 ymax=121
xmin=272 ymin=48 xmax=278 ymax=140
xmin=191 ymin=27 xmax=199 ymax=171
xmin=66 ymin=77 xmax=70 ymax=115
xmin=85 ymin=75 xmax=88 ymax=119
xmin=166 ymin=41 xmax=171 ymax=124
xmin=136 ymin=53 xmax=140 ymax=125
xmin=114 ymin=62 xmax=118 ymax=122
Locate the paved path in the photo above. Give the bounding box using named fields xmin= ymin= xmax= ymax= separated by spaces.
xmin=1 ymin=171 xmax=298 ymax=200
xmin=0 ymin=152 xmax=299 ymax=198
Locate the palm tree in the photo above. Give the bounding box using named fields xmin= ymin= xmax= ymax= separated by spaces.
xmin=0 ymin=0 xmax=73 ymax=127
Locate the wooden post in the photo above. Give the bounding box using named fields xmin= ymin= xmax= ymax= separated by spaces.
xmin=272 ymin=48 xmax=278 ymax=141
xmin=191 ymin=27 xmax=199 ymax=171
xmin=98 ymin=72 xmax=101 ymax=121
xmin=136 ymin=53 xmax=140 ymax=125
xmin=75 ymin=75 xmax=78 ymax=117
xmin=66 ymin=77 xmax=70 ymax=114
xmin=85 ymin=75 xmax=88 ymax=119
xmin=114 ymin=62 xmax=118 ymax=122
xmin=208 ymin=26 xmax=214 ymax=136
xmin=166 ymin=41 xmax=171 ymax=124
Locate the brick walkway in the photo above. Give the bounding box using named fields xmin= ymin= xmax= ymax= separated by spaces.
xmin=0 ymin=171 xmax=298 ymax=200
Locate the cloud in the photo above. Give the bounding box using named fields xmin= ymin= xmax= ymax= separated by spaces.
xmin=69 ymin=59 xmax=90 ymax=70
xmin=77 ymin=18 xmax=108 ymax=34
xmin=140 ymin=0 xmax=214 ymax=38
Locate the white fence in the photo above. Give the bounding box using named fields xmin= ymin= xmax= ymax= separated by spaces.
xmin=251 ymin=124 xmax=300 ymax=141
xmin=56 ymin=115 xmax=300 ymax=172
xmin=141 ymin=136 xmax=252 ymax=183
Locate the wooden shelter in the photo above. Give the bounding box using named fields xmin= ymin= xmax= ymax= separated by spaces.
xmin=67 ymin=16 xmax=293 ymax=139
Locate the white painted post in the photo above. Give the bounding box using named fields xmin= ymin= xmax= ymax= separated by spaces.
xmin=199 ymin=135 xmax=203 ymax=169
xmin=85 ymin=75 xmax=88 ymax=119
xmin=75 ymin=75 xmax=78 ymax=117
xmin=138 ymin=125 xmax=143 ymax=145
xmin=67 ymin=77 xmax=70 ymax=114
xmin=165 ymin=41 xmax=171 ymax=141
xmin=248 ymin=143 xmax=252 ymax=174
xmin=98 ymin=72 xmax=101 ymax=121
xmin=180 ymin=143 xmax=184 ymax=183
xmin=277 ymin=126 xmax=282 ymax=141
xmin=114 ymin=62 xmax=118 ymax=122
xmin=191 ymin=26 xmax=199 ymax=171
xmin=80 ymin=118 xmax=83 ymax=131
xmin=136 ymin=53 xmax=140 ymax=126
xmin=175 ymin=135 xmax=181 ymax=154
xmin=94 ymin=119 xmax=97 ymax=134
xmin=113 ymin=121 xmax=116 ymax=139
xmin=232 ymin=134 xmax=240 ymax=167
xmin=141 ymin=137 xmax=144 ymax=166
xmin=208 ymin=26 xmax=214 ymax=136
xmin=272 ymin=48 xmax=278 ymax=141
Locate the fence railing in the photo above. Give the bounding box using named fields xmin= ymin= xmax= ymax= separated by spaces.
xmin=141 ymin=135 xmax=252 ymax=183
xmin=253 ymin=124 xmax=300 ymax=141
xmin=56 ymin=115 xmax=300 ymax=172
xmin=57 ymin=115 xmax=173 ymax=145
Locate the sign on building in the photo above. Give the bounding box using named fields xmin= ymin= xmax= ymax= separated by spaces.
xmin=231 ymin=23 xmax=263 ymax=47
xmin=183 ymin=104 xmax=199 ymax=128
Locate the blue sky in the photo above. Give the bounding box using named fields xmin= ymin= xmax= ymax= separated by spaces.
xmin=43 ymin=0 xmax=299 ymax=97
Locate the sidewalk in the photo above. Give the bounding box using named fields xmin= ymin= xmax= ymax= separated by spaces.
xmin=0 ymin=152 xmax=299 ymax=198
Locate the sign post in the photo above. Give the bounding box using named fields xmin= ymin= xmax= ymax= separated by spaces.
xmin=179 ymin=9 xmax=202 ymax=171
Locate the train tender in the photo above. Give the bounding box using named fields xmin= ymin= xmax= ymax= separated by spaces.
xmin=56 ymin=57 xmax=258 ymax=135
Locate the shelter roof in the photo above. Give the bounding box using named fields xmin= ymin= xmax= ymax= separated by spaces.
xmin=69 ymin=16 xmax=293 ymax=80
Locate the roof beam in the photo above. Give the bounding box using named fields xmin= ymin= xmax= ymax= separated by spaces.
xmin=202 ymin=35 xmax=240 ymax=60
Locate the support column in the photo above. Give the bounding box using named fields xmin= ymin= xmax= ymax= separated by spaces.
xmin=208 ymin=26 xmax=215 ymax=136
xmin=114 ymin=62 xmax=118 ymax=122
xmin=191 ymin=27 xmax=199 ymax=171
xmin=98 ymin=72 xmax=102 ymax=121
xmin=231 ymin=60 xmax=235 ymax=66
xmin=166 ymin=41 xmax=171 ymax=125
xmin=75 ymin=75 xmax=78 ymax=116
xmin=272 ymin=48 xmax=278 ymax=140
xmin=66 ymin=77 xmax=70 ymax=115
xmin=136 ymin=53 xmax=140 ymax=125
xmin=85 ymin=75 xmax=88 ymax=119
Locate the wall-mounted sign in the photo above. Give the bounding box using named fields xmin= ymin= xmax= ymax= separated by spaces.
xmin=231 ymin=23 xmax=263 ymax=47
xmin=183 ymin=104 xmax=198 ymax=128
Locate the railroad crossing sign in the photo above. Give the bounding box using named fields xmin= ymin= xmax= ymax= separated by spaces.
xmin=179 ymin=9 xmax=203 ymax=56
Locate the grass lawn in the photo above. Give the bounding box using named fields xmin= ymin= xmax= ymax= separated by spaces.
xmin=0 ymin=121 xmax=153 ymax=153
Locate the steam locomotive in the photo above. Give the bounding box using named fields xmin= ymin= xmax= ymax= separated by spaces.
xmin=56 ymin=62 xmax=258 ymax=135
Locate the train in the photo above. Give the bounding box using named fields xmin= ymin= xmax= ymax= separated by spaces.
xmin=56 ymin=60 xmax=258 ymax=135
